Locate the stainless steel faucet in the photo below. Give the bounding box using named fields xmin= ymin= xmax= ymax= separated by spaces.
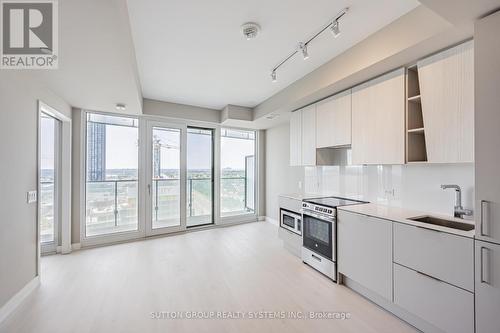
xmin=440 ymin=184 xmax=473 ymax=219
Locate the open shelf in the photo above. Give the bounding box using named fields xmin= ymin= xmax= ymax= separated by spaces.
xmin=406 ymin=65 xmax=427 ymax=163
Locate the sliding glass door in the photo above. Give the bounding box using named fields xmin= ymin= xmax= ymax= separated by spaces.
xmin=146 ymin=121 xmax=186 ymax=235
xmin=85 ymin=113 xmax=140 ymax=239
xmin=187 ymin=127 xmax=214 ymax=227
xmin=39 ymin=112 xmax=60 ymax=253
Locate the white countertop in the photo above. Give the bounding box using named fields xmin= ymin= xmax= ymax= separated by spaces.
xmin=278 ymin=193 xmax=323 ymax=201
xmin=338 ymin=203 xmax=475 ymax=238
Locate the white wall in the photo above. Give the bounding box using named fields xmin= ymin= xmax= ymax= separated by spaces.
xmin=0 ymin=72 xmax=71 ymax=309
xmin=265 ymin=123 xmax=304 ymax=221
xmin=304 ymin=163 xmax=474 ymax=217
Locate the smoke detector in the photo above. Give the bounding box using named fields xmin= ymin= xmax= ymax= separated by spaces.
xmin=241 ymin=22 xmax=261 ymax=40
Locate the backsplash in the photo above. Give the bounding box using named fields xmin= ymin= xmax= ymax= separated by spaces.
xmin=304 ymin=163 xmax=474 ymax=218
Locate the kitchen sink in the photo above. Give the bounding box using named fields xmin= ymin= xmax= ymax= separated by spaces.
xmin=408 ymin=216 xmax=475 ymax=231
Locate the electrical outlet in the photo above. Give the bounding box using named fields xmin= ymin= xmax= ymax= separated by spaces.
xmin=27 ymin=191 xmax=37 ymax=203
xmin=298 ymin=181 xmax=302 ymax=190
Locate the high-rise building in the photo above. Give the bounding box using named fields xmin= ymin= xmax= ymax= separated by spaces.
xmin=87 ymin=122 xmax=106 ymax=181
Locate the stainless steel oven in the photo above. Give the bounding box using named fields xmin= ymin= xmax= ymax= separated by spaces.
xmin=280 ymin=208 xmax=301 ymax=235
xmin=301 ymin=202 xmax=337 ymax=280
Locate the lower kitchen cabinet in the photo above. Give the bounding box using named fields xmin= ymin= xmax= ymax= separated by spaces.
xmin=338 ymin=211 xmax=393 ymax=301
xmin=475 ymin=240 xmax=500 ymax=333
xmin=394 ymin=263 xmax=474 ymax=333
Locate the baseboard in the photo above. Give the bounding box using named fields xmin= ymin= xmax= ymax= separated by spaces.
xmin=265 ymin=216 xmax=279 ymax=226
xmin=0 ymin=276 xmax=40 ymax=324
xmin=55 ymin=243 xmax=81 ymax=254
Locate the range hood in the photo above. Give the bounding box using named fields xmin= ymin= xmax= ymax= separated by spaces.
xmin=316 ymin=146 xmax=352 ymax=166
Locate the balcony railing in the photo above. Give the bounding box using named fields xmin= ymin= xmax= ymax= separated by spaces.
xmin=85 ymin=177 xmax=252 ymax=234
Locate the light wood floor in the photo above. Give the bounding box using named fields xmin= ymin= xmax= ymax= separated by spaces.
xmin=0 ymin=222 xmax=417 ymax=333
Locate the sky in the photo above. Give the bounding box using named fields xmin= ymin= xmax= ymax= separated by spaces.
xmin=102 ymin=125 xmax=254 ymax=171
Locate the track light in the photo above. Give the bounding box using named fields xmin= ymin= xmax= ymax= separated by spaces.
xmin=271 ymin=70 xmax=277 ymax=83
xmin=330 ymin=20 xmax=340 ymax=38
xmin=298 ymin=42 xmax=309 ymax=60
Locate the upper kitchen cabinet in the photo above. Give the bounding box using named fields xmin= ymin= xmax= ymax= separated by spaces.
xmin=417 ymin=41 xmax=474 ymax=163
xmin=316 ymin=89 xmax=352 ymax=148
xmin=351 ymin=68 xmax=406 ymax=165
xmin=289 ymin=109 xmax=302 ymax=166
xmin=289 ymin=104 xmax=317 ymax=166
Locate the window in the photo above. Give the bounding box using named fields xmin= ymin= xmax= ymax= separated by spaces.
xmin=85 ymin=113 xmax=139 ymax=237
xmin=187 ymin=127 xmax=214 ymax=227
xmin=40 ymin=113 xmax=59 ymax=245
xmin=220 ymin=128 xmax=256 ymax=217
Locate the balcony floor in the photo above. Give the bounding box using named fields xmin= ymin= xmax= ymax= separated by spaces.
xmin=0 ymin=222 xmax=416 ymax=333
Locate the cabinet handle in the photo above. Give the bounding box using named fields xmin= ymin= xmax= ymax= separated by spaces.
xmin=311 ymin=254 xmax=322 ymax=262
xmin=415 ymin=270 xmax=442 ymax=283
xmin=481 ymin=200 xmax=489 ymax=237
xmin=481 ymin=246 xmax=490 ymax=284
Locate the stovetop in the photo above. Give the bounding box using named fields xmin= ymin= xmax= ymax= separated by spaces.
xmin=303 ymin=196 xmax=367 ymax=208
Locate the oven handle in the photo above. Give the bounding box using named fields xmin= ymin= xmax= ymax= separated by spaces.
xmin=302 ymin=211 xmax=335 ymax=223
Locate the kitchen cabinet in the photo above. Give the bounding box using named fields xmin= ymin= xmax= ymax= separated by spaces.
xmin=351 ymin=68 xmax=405 ymax=165
xmin=394 ymin=263 xmax=474 ymax=333
xmin=475 ymin=12 xmax=500 ymax=245
xmin=417 ymin=40 xmax=474 ymax=163
xmin=393 ymin=223 xmax=474 ymax=291
xmin=338 ymin=211 xmax=393 ymax=301
xmin=289 ymin=105 xmax=316 ymax=166
xmin=316 ymin=89 xmax=351 ymax=148
xmin=289 ymin=109 xmax=302 ymax=166
xmin=301 ymin=105 xmax=317 ymax=166
xmin=475 ymin=240 xmax=500 ymax=333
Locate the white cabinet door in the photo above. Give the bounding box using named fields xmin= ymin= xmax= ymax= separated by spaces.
xmin=338 ymin=211 xmax=393 ymax=301
xmin=351 ymin=68 xmax=405 ymax=165
xmin=475 ymin=240 xmax=500 ymax=333
xmin=289 ymin=110 xmax=302 ymax=166
xmin=418 ymin=40 xmax=474 ymax=163
xmin=301 ymin=104 xmax=317 ymax=166
xmin=316 ymin=89 xmax=352 ymax=148
xmin=475 ymin=12 xmax=500 ymax=244
xmin=394 ymin=263 xmax=474 ymax=333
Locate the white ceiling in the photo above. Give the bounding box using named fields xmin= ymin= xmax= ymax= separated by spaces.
xmin=127 ymin=0 xmax=419 ymax=110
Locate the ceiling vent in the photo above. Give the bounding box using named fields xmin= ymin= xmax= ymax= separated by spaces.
xmin=241 ymin=22 xmax=261 ymax=40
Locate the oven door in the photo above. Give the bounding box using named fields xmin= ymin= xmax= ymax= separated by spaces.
xmin=280 ymin=209 xmax=301 ymax=235
xmin=302 ymin=212 xmax=335 ymax=261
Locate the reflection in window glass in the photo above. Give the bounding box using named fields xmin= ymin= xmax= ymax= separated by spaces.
xmin=85 ymin=113 xmax=139 ymax=237
xmin=220 ymin=128 xmax=255 ymax=217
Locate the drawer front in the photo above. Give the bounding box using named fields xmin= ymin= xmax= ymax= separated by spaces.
xmin=278 ymin=196 xmax=302 ymax=213
xmin=394 ymin=263 xmax=474 ymax=333
xmin=394 ymin=264 xmax=474 ymax=333
xmin=393 ymin=223 xmax=474 ymax=291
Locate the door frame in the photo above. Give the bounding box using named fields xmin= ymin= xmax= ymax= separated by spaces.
xmin=144 ymin=120 xmax=187 ymax=236
xmin=37 ymin=101 xmax=72 ymax=257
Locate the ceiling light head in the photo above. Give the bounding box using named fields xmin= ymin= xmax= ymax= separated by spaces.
xmin=271 ymin=70 xmax=277 ymax=83
xmin=330 ymin=20 xmax=340 ymax=38
xmin=115 ymin=103 xmax=126 ymax=111
xmin=298 ymin=42 xmax=309 ymax=60
xmin=265 ymin=113 xmax=280 ymax=120
xmin=241 ymin=22 xmax=261 ymax=40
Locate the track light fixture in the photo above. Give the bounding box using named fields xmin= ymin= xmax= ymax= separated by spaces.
xmin=271 ymin=70 xmax=277 ymax=83
xmin=269 ymin=7 xmax=349 ymax=82
xmin=330 ymin=20 xmax=340 ymax=38
xmin=298 ymin=42 xmax=309 ymax=60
